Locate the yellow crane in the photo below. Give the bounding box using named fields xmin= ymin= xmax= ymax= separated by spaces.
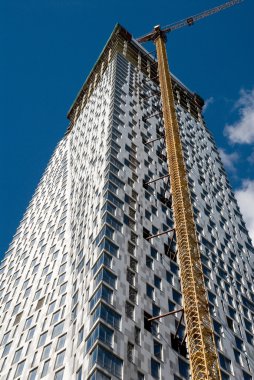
xmin=137 ymin=1 xmax=243 ymax=379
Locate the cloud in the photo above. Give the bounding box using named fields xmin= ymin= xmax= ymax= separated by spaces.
xmin=224 ymin=88 xmax=254 ymax=144
xmin=218 ymin=148 xmax=239 ymax=172
xmin=235 ymin=179 xmax=254 ymax=242
xmin=203 ymin=97 xmax=214 ymax=113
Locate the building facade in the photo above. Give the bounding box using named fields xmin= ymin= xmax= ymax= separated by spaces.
xmin=0 ymin=24 xmax=254 ymax=380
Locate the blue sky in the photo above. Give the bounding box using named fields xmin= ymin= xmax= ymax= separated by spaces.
xmin=1 ymin=0 xmax=254 ymax=259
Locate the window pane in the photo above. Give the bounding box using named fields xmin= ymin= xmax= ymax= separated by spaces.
xmin=2 ymin=342 xmax=12 ymax=357
xmin=52 ymin=321 xmax=64 ymax=339
xmin=41 ymin=360 xmax=50 ymax=377
xmin=37 ymin=332 xmax=47 ymax=348
xmin=76 ymin=367 xmax=82 ymax=380
xmin=12 ymin=348 xmax=22 ymax=364
xmin=54 ymin=350 xmax=65 ymax=369
xmin=28 ymin=368 xmax=37 ymax=380
xmin=56 ymin=334 xmax=67 ymax=351
xmin=151 ymin=358 xmax=160 ymax=379
xmin=41 ymin=343 xmax=52 ymax=360
xmin=54 ymin=368 xmax=65 ymax=380
xmin=14 ymin=360 xmax=25 ymax=378
xmin=90 ymin=345 xmax=123 ymax=378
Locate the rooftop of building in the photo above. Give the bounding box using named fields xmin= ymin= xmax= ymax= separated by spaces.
xmin=66 ymin=23 xmax=204 ymax=132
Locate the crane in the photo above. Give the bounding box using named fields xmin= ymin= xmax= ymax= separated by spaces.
xmin=136 ymin=1 xmax=243 ymax=380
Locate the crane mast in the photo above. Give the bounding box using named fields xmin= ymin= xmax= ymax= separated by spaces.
xmin=154 ymin=30 xmax=221 ymax=380
xmin=137 ymin=1 xmax=243 ymax=379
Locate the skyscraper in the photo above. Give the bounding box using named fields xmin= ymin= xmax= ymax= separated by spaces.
xmin=0 ymin=23 xmax=254 ymax=380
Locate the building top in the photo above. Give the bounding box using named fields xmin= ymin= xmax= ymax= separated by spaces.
xmin=66 ymin=23 xmax=204 ymax=133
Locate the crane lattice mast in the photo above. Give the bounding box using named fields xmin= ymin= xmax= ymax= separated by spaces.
xmin=137 ymin=1 xmax=243 ymax=379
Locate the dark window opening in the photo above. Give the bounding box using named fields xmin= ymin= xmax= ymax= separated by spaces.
xmin=171 ymin=334 xmax=188 ymax=358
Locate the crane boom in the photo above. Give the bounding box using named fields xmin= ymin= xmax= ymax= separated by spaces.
xmin=162 ymin=0 xmax=243 ymax=33
xmin=137 ymin=0 xmax=243 ymax=42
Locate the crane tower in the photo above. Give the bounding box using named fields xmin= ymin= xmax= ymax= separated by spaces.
xmin=137 ymin=1 xmax=243 ymax=379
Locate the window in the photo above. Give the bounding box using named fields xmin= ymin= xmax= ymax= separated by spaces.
xmin=86 ymin=323 xmax=113 ymax=353
xmin=154 ymin=275 xmax=161 ymax=290
xmin=135 ymin=326 xmax=141 ymax=345
xmin=219 ymin=353 xmax=232 ymax=374
xmin=94 ymin=268 xmax=117 ymax=289
xmin=56 ymin=334 xmax=67 ymax=351
xmin=89 ymin=284 xmax=113 ymax=310
xmin=41 ymin=360 xmax=50 ymax=377
xmin=98 ymin=237 xmax=119 ymax=257
xmin=138 ymin=372 xmax=145 ymax=380
xmin=59 ymin=282 xmax=67 ymax=295
xmin=76 ymin=367 xmax=82 ymax=380
xmin=12 ymin=348 xmax=22 ymax=364
xmin=2 ymin=341 xmax=12 ymax=357
xmin=103 ymin=212 xmax=122 ymax=232
xmin=129 ymin=286 xmax=137 ymax=304
xmin=51 ymin=310 xmax=61 ymax=325
xmin=26 ymin=326 xmax=36 ymax=341
xmin=170 ymin=262 xmax=179 ymax=276
xmin=90 ymin=345 xmax=123 ymax=378
xmin=24 ymin=316 xmax=33 ymax=330
xmin=28 ymin=368 xmax=37 ymax=380
xmin=146 ymin=284 xmax=154 ymax=300
xmin=178 ymin=358 xmax=189 ymax=378
xmin=92 ymin=252 xmax=112 ymax=275
xmin=14 ymin=360 xmax=25 ymax=378
xmin=92 ymin=302 xmax=121 ymax=330
xmin=145 ymin=210 xmax=152 ymax=221
xmin=125 ymin=302 xmax=134 ymax=320
xmin=12 ymin=303 xmax=21 ymax=316
xmin=166 ymin=271 xmax=173 ymax=284
xmin=37 ymin=332 xmax=47 ymax=348
xmin=151 ymin=247 xmax=158 ymax=259
xmin=152 ymin=303 xmax=160 ymax=317
xmin=54 ymin=349 xmax=65 ymax=369
xmin=213 ymin=320 xmax=223 ymax=336
xmin=242 ymin=371 xmax=252 ymax=380
xmin=41 ymin=343 xmax=52 ymax=360
xmin=234 ymin=336 xmax=243 ymax=351
xmin=57 ymin=273 xmax=66 ymax=285
xmin=144 ymin=311 xmax=158 ymax=336
xmin=154 ymin=340 xmax=162 ymax=360
xmin=54 ymin=368 xmax=65 ymax=380
xmin=78 ymin=326 xmax=84 ymax=346
xmin=146 ymin=256 xmax=153 ymax=269
xmin=88 ymin=370 xmax=110 ymax=380
xmin=221 ymin=371 xmax=230 ymax=380
xmin=127 ymin=268 xmax=135 ymax=286
xmin=1 ymin=331 xmax=10 ymax=345
xmin=129 ymin=256 xmax=137 ymax=272
xmin=47 ymin=301 xmax=56 ymax=314
xmin=60 ymin=293 xmax=66 ymax=307
xmin=151 ymin=358 xmax=160 ymax=379
xmin=52 ymin=321 xmax=64 ymax=339
xmin=246 ymin=331 xmax=254 ymax=345
xmin=127 ymin=342 xmax=134 ymax=362
xmin=172 ymin=289 xmax=182 ymax=305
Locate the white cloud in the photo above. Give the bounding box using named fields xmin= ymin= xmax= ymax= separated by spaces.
xmin=235 ymin=179 xmax=254 ymax=242
xmin=224 ymin=88 xmax=254 ymax=144
xmin=218 ymin=148 xmax=238 ymax=172
xmin=203 ymin=97 xmax=214 ymax=113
